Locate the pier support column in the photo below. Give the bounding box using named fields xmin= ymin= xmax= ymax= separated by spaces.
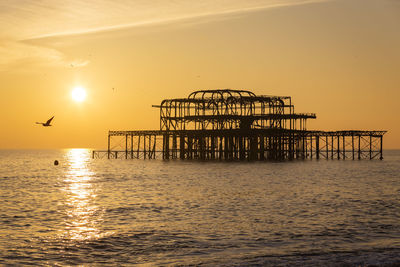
xmin=249 ymin=136 xmax=257 ymax=161
xmin=163 ymin=134 xmax=170 ymax=159
xmin=107 ymin=134 xmax=111 ymax=159
xmin=199 ymin=136 xmax=205 ymax=160
xmin=144 ymin=135 xmax=147 ymax=159
xmin=131 ymin=134 xmax=134 ymax=159
xmin=369 ymin=135 xmax=372 ymax=160
xmin=230 ymin=136 xmax=234 ymax=160
xmin=137 ymin=136 xmax=141 ymax=159
xmin=211 ymin=137 xmax=216 ymax=159
xmin=180 ymin=135 xmax=185 ymax=159
xmin=260 ymin=136 xmax=265 ymax=160
xmin=239 ymin=136 xmax=245 ymax=160
xmin=224 ymin=136 xmax=229 ymax=160
xmin=342 ymin=135 xmax=345 ymax=160
xmin=218 ymin=136 xmax=222 ymax=160
xmin=153 ymin=135 xmax=157 ymax=159
xmin=125 ymin=134 xmax=128 ymax=159
xmin=326 ymin=136 xmax=329 ymax=160
xmin=148 ymin=136 xmax=152 ymax=159
xmin=188 ymin=136 xmax=193 ymax=159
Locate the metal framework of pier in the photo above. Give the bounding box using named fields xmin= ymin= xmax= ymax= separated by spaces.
xmin=93 ymin=89 xmax=386 ymax=161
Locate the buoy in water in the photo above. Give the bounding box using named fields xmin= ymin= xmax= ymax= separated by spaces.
xmin=54 ymin=160 xmax=59 ymax=166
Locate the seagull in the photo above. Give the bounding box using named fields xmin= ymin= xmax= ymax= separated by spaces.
xmin=36 ymin=116 xmax=54 ymax=127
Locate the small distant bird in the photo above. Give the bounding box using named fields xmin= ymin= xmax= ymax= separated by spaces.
xmin=36 ymin=116 xmax=54 ymax=127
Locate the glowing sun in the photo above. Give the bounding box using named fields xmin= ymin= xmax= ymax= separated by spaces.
xmin=71 ymin=87 xmax=87 ymax=102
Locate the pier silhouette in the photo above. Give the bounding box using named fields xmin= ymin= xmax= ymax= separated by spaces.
xmin=93 ymin=89 xmax=386 ymax=161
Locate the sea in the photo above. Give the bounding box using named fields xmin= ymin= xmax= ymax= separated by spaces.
xmin=0 ymin=149 xmax=399 ymax=266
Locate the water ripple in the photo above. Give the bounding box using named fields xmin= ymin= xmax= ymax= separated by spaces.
xmin=0 ymin=149 xmax=399 ymax=265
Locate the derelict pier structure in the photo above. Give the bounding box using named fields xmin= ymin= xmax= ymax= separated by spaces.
xmin=93 ymin=89 xmax=386 ymax=161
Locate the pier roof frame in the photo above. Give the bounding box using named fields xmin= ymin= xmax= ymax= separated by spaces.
xmin=155 ymin=88 xmax=315 ymax=131
xmin=156 ymin=89 xmax=292 ymax=106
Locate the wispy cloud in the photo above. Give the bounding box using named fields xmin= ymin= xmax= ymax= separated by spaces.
xmin=0 ymin=40 xmax=89 ymax=72
xmin=0 ymin=0 xmax=329 ymax=71
xmin=7 ymin=0 xmax=330 ymax=39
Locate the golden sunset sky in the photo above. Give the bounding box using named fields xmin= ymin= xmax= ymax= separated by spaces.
xmin=0 ymin=0 xmax=399 ymax=149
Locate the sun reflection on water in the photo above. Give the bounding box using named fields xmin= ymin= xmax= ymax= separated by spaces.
xmin=62 ymin=148 xmax=104 ymax=241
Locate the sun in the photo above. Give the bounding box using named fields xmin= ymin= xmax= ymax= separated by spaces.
xmin=71 ymin=87 xmax=87 ymax=102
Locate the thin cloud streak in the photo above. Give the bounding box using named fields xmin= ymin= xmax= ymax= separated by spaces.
xmin=0 ymin=0 xmax=329 ymax=71
xmin=0 ymin=41 xmax=89 ymax=72
xmin=1 ymin=0 xmax=330 ymax=40
xmin=32 ymin=0 xmax=330 ymax=39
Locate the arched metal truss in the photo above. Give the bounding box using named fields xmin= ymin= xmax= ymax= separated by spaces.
xmin=157 ymin=89 xmax=314 ymax=132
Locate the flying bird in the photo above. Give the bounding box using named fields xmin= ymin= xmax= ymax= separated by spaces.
xmin=36 ymin=116 xmax=54 ymax=127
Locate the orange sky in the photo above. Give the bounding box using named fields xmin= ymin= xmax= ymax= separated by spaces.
xmin=0 ymin=0 xmax=399 ymax=149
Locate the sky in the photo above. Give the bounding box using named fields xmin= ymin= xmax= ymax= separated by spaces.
xmin=0 ymin=0 xmax=399 ymax=149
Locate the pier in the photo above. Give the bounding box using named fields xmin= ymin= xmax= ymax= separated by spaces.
xmin=93 ymin=89 xmax=386 ymax=161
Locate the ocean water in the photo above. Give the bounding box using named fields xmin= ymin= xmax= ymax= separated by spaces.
xmin=0 ymin=149 xmax=399 ymax=266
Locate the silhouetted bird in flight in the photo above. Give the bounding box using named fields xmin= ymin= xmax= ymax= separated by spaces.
xmin=36 ymin=116 xmax=54 ymax=127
